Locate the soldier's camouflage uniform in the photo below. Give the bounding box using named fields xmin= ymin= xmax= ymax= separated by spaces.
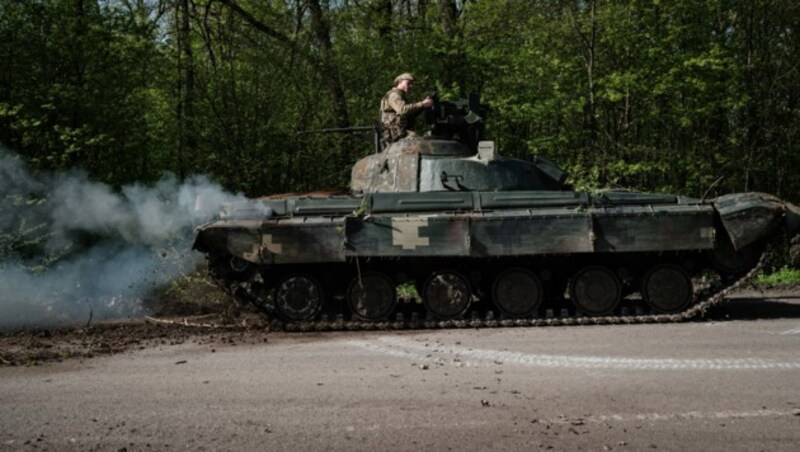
xmin=380 ymin=88 xmax=428 ymax=146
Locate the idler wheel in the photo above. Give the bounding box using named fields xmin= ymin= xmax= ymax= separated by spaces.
xmin=422 ymin=270 xmax=472 ymax=319
xmin=348 ymin=272 xmax=397 ymax=320
xmin=208 ymin=253 xmax=250 ymax=283
xmin=641 ymin=264 xmax=692 ymax=313
xmin=492 ymin=268 xmax=542 ymax=317
xmin=229 ymin=256 xmax=250 ymax=273
xmin=275 ymin=274 xmax=323 ymax=321
xmin=569 ymin=266 xmax=621 ymax=316
xmin=710 ymin=237 xmax=765 ymax=276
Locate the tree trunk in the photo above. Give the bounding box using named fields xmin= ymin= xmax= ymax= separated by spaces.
xmin=176 ymin=0 xmax=196 ymax=178
xmin=372 ymin=0 xmax=392 ymax=41
xmin=306 ymin=0 xmax=350 ymax=129
xmin=571 ymin=0 xmax=599 ymax=182
xmin=438 ymin=0 xmax=461 ymax=91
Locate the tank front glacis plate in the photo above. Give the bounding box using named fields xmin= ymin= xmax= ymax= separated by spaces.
xmin=714 ymin=192 xmax=784 ymax=250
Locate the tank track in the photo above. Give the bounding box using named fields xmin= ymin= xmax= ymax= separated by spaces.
xmin=221 ymin=254 xmax=765 ymax=333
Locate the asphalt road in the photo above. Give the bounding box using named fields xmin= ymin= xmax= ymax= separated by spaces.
xmin=2 ymin=293 xmax=800 ymax=451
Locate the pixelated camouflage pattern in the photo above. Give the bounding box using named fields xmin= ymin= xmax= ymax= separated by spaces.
xmin=193 ymin=190 xmax=796 ymax=266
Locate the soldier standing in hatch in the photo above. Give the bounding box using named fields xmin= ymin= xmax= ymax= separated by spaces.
xmin=380 ymin=73 xmax=434 ymax=146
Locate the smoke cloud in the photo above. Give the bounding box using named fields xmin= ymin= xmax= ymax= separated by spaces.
xmin=0 ymin=149 xmax=245 ymax=331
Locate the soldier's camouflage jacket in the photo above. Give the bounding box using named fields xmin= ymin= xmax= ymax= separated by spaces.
xmin=380 ymin=88 xmax=427 ymax=144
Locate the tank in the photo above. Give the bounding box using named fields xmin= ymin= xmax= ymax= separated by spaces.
xmin=193 ymin=96 xmax=800 ymax=327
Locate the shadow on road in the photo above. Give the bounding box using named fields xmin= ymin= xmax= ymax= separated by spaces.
xmin=706 ymin=296 xmax=800 ymax=320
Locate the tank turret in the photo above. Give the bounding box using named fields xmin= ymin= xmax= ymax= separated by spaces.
xmin=351 ymin=95 xmax=567 ymax=194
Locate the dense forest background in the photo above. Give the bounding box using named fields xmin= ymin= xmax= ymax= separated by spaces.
xmin=2 ymin=0 xmax=799 ymax=199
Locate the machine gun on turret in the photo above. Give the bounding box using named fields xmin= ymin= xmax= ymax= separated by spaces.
xmin=425 ymin=92 xmax=490 ymax=153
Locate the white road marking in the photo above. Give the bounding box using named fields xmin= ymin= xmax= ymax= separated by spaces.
xmin=330 ymin=409 xmax=799 ymax=434
xmin=780 ymin=325 xmax=800 ymax=335
xmin=348 ymin=337 xmax=800 ymax=371
xmin=547 ymin=408 xmax=800 ymax=424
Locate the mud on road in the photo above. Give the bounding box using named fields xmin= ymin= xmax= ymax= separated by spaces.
xmin=0 ymin=314 xmax=272 ymax=367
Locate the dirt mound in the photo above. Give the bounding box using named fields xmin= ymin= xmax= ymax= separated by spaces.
xmin=0 ymin=312 xmax=271 ymax=366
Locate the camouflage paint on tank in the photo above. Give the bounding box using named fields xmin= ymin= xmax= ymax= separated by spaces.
xmin=194 ymin=189 xmax=740 ymax=264
xmin=196 ymin=217 xmax=346 ymax=265
xmin=345 ymin=203 xmax=715 ymax=258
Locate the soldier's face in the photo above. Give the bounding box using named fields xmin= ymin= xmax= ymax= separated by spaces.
xmin=399 ymin=79 xmax=413 ymax=92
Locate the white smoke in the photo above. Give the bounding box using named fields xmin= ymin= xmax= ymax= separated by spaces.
xmin=0 ymin=149 xmax=246 ymax=330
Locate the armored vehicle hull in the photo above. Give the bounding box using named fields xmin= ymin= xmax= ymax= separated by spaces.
xmin=193 ymin=186 xmax=799 ymax=325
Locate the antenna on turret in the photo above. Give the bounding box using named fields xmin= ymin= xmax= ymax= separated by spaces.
xmin=702 ymin=176 xmax=725 ymax=201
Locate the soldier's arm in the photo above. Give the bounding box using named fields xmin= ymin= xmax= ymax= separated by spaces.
xmin=388 ymin=91 xmax=426 ymax=116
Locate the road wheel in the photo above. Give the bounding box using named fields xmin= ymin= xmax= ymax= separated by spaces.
xmin=348 ymin=272 xmax=397 ymax=320
xmin=642 ymin=264 xmax=692 ymax=313
xmin=275 ymin=274 xmax=323 ymax=321
xmin=422 ymin=270 xmax=472 ymax=319
xmin=492 ymin=268 xmax=542 ymax=317
xmin=569 ymin=266 xmax=621 ymax=316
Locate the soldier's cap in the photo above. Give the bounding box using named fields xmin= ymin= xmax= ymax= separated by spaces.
xmin=393 ymin=73 xmax=415 ymax=86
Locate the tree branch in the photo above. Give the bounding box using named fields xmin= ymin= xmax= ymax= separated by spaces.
xmin=211 ymin=0 xmax=295 ymax=47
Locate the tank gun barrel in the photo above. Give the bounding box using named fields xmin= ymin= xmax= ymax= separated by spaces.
xmin=297 ymin=125 xmax=378 ymax=135
xmin=298 ymin=124 xmax=382 ymax=154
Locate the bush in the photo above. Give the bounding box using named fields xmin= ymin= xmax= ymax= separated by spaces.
xmin=755 ymin=266 xmax=800 ymax=285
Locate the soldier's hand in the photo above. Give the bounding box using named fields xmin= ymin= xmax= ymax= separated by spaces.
xmin=422 ymin=97 xmax=434 ymax=108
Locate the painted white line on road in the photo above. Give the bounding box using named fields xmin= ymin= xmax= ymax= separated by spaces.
xmin=780 ymin=325 xmax=800 ymax=335
xmin=327 ymin=408 xmax=800 ymax=435
xmin=548 ymin=408 xmax=800 ymax=425
xmin=348 ymin=337 xmax=800 ymax=370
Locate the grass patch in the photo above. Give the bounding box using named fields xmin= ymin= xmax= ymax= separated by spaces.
xmin=146 ymin=270 xmax=240 ymax=316
xmin=755 ymin=266 xmax=800 ymax=285
xmin=396 ymin=282 xmax=419 ymax=299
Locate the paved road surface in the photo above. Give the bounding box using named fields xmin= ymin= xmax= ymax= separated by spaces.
xmin=2 ymin=294 xmax=800 ymax=451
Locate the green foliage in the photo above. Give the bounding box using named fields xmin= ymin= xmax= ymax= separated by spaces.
xmin=0 ymin=0 xmax=170 ymax=186
xmin=0 ymin=186 xmax=68 ymax=273
xmin=756 ymin=266 xmax=800 ymax=285
xmin=396 ymin=282 xmax=419 ymax=300
xmin=149 ymin=270 xmax=236 ymax=317
xmin=0 ymin=0 xmax=798 ymax=205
